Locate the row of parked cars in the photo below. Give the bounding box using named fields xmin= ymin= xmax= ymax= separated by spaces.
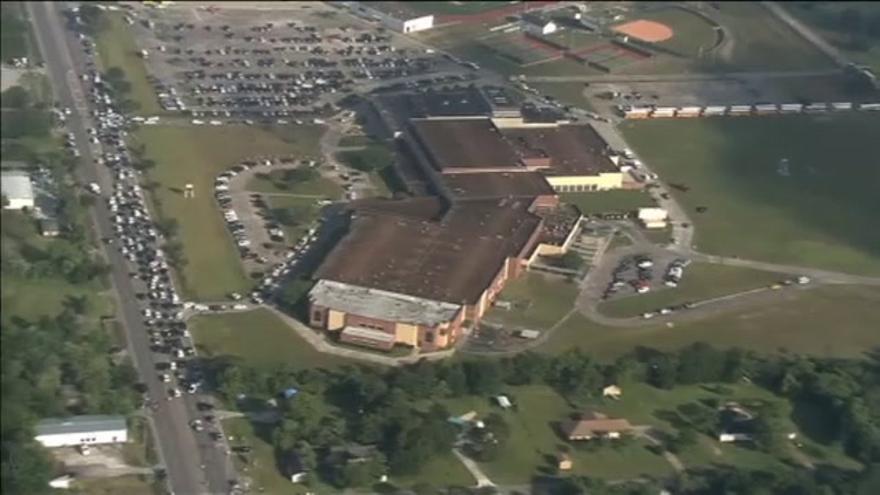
xmin=132 ymin=9 xmax=441 ymax=118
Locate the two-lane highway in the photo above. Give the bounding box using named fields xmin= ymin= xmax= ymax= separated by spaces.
xmin=27 ymin=2 xmax=233 ymax=494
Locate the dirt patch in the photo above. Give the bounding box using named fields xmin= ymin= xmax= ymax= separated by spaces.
xmin=612 ymin=19 xmax=674 ymax=43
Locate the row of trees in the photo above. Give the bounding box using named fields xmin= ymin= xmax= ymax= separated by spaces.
xmin=207 ymin=343 xmax=880 ymax=490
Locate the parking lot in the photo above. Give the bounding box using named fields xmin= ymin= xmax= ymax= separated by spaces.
xmin=119 ymin=2 xmax=462 ymax=122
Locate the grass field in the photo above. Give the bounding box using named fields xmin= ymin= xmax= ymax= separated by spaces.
xmin=1 ymin=3 xmax=34 ymax=61
xmin=399 ymin=1 xmax=514 ymax=16
xmin=95 ymin=13 xmax=162 ymax=114
xmin=562 ymin=190 xmax=657 ymax=216
xmin=620 ymin=113 xmax=880 ymax=275
xmin=223 ymin=418 xmax=313 ymax=495
xmin=598 ymin=263 xmax=785 ymax=318
xmin=706 ymin=2 xmax=834 ymax=71
xmin=134 ymin=124 xmax=323 ymax=300
xmin=529 ymin=82 xmax=595 ymax=112
xmin=190 ymin=309 xmax=347 ymax=370
xmin=635 ymin=7 xmax=719 ymax=58
xmin=592 ymin=381 xmax=861 ymax=471
xmin=441 ymin=385 xmax=672 ymax=484
xmin=337 ymin=134 xmax=374 ymax=147
xmin=787 ymin=2 xmax=880 ymax=73
xmin=245 ymin=170 xmax=342 ymax=198
xmin=72 ymin=476 xmax=158 ymax=495
xmin=487 ymin=273 xmax=579 ymax=330
xmin=1 ymin=277 xmax=114 ymax=323
xmin=541 ymin=285 xmax=880 ymax=359
xmin=264 ymin=195 xmax=322 ymax=244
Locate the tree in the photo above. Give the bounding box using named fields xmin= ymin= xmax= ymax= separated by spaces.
xmin=667 ymin=427 xmax=698 ymax=454
xmin=463 ymin=360 xmax=503 ymax=395
xmin=557 ymin=251 xmax=584 ymax=271
xmin=63 ymin=294 xmax=90 ymax=315
xmin=156 ymin=218 xmax=180 ymax=238
xmin=270 ymin=208 xmax=298 ymax=227
xmin=1 ymin=86 xmax=31 ymax=109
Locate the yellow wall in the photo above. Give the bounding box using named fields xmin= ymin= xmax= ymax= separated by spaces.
xmin=327 ymin=310 xmax=346 ymax=331
xmin=546 ymin=172 xmax=623 ymax=192
xmin=394 ymin=323 xmax=419 ymax=347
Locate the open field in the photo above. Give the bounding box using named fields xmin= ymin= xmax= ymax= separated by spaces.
xmin=95 ymin=13 xmax=162 ymax=114
xmin=1 ymin=3 xmax=35 ymax=61
xmin=337 ymin=134 xmax=374 ymax=147
xmin=134 ymin=124 xmax=323 ymax=300
xmin=786 ymin=2 xmax=880 ymax=73
xmin=528 ymin=82 xmax=595 ymax=112
xmin=441 ymin=385 xmax=672 ymax=484
xmin=399 ymin=1 xmax=515 ymax=16
xmin=542 ymin=285 xmax=880 ymax=359
xmin=598 ymin=263 xmax=785 ymax=318
xmin=705 ymin=2 xmax=834 ymax=71
xmin=1 ymin=276 xmax=114 ymax=323
xmin=487 ymin=273 xmax=579 ymax=330
xmin=190 ymin=308 xmax=347 ymax=370
xmin=72 ymin=476 xmax=158 ymax=495
xmin=621 ymin=113 xmax=880 ymax=275
xmin=245 ymin=170 xmax=342 ymax=198
xmin=562 ymin=190 xmax=656 ymax=216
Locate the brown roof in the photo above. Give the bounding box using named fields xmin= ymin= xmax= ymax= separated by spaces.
xmin=443 ymin=172 xmax=555 ymax=200
xmin=410 ymin=118 xmax=522 ymax=171
xmin=563 ymin=417 xmax=633 ymax=438
xmin=502 ymin=125 xmax=618 ymax=176
xmin=347 ymin=197 xmax=447 ymax=221
xmin=315 ymin=199 xmax=542 ymax=305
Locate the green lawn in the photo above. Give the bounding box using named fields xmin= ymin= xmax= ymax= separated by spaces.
xmin=1 ymin=3 xmax=33 ymax=61
xmin=487 ymin=273 xmax=579 ymax=330
xmin=335 ymin=142 xmax=402 ymax=197
xmin=786 ymin=2 xmax=880 ymax=73
xmin=72 ymin=476 xmax=158 ymax=495
xmin=245 ymin=170 xmax=342 ymax=198
xmin=541 ymin=285 xmax=880 ymax=359
xmin=399 ymin=1 xmax=515 ymax=16
xmin=441 ymin=385 xmax=672 ymax=484
xmin=529 ymin=82 xmax=595 ymax=112
xmin=95 ymin=13 xmax=162 ymax=114
xmin=337 ymin=134 xmax=374 ymax=147
xmin=134 ymin=124 xmax=323 ymax=300
xmin=620 ymin=114 xmax=880 ymax=275
xmin=706 ymin=2 xmax=835 ymax=71
xmin=391 ymin=452 xmax=475 ymax=489
xmin=190 ymin=309 xmax=347 ymax=370
xmin=562 ymin=190 xmax=657 ymax=216
xmin=264 ymin=196 xmax=322 ymax=245
xmin=598 ymin=263 xmax=784 ymax=318
xmin=1 ymin=276 xmax=114 ymax=324
xmin=594 ymin=381 xmax=860 ymax=472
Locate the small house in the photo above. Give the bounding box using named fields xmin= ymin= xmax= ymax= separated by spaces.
xmin=638 ymin=207 xmax=668 ymax=229
xmin=523 ymin=13 xmax=558 ymax=36
xmin=40 ymin=218 xmax=60 ymax=237
xmin=280 ymin=451 xmax=308 ymax=483
xmin=556 ymin=452 xmax=573 ymax=471
xmin=562 ymin=411 xmax=633 ymax=441
xmin=602 ymin=385 xmax=622 ymax=399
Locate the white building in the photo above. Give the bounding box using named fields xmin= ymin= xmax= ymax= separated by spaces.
xmin=1 ymin=170 xmax=35 ymax=210
xmin=357 ymin=3 xmax=434 ymax=33
xmin=34 ymin=415 xmax=128 ymax=448
xmin=523 ymin=13 xmax=558 ymax=35
xmin=638 ymin=207 xmax=668 ymax=229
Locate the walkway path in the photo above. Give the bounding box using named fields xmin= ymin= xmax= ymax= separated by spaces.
xmin=452 ymin=449 xmax=495 ymax=488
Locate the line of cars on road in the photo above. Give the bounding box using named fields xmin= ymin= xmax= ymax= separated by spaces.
xmin=70 ymin=19 xmax=230 ymax=453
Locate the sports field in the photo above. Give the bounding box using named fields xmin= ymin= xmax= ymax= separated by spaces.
xmin=598 ymin=263 xmax=785 ymax=318
xmin=632 ymin=8 xmax=719 ymax=57
xmin=134 ymin=124 xmax=323 ymax=300
xmin=542 ymin=285 xmax=880 ymax=359
xmin=620 ymin=113 xmax=880 ymax=275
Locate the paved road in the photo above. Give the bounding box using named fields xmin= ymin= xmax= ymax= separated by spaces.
xmin=28 ymin=3 xmax=232 ymax=494
xmin=522 ymin=69 xmax=842 ymax=83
